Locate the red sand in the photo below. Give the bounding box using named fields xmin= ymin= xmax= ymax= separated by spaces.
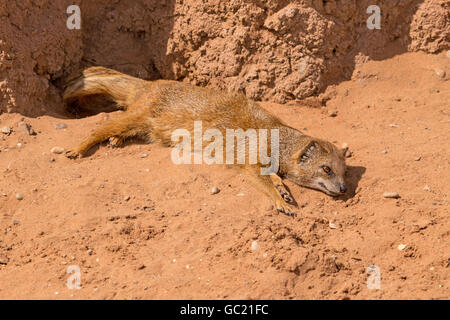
xmin=0 ymin=52 xmax=448 ymax=299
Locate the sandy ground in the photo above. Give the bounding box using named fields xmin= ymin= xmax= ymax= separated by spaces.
xmin=0 ymin=52 xmax=448 ymax=300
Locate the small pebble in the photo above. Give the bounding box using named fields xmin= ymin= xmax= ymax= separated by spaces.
xmin=55 ymin=123 xmax=67 ymax=130
xmin=344 ymin=149 xmax=352 ymax=158
xmin=397 ymin=244 xmax=407 ymax=251
xmin=251 ymin=240 xmax=260 ymax=252
xmin=51 ymin=147 xmax=65 ymax=154
xmin=0 ymin=254 xmax=8 ymax=265
xmin=381 ymin=150 xmax=388 ymax=154
xmin=389 ymin=124 xmax=400 ymax=128
xmin=17 ymin=122 xmax=36 ymax=135
xmin=210 ymin=186 xmax=220 ymax=195
xmin=383 ymin=192 xmax=400 ymax=199
xmin=329 ymin=221 xmax=337 ymax=229
xmin=1 ymin=126 xmax=12 ymax=135
xmin=328 ymin=110 xmax=338 ymax=117
xmin=414 ymin=156 xmax=421 ymax=161
xmin=16 ymin=193 xmax=24 ymax=200
xmin=423 ymin=185 xmax=430 ymax=191
xmin=140 ymin=153 xmax=148 ymax=158
xmin=434 ymin=68 xmax=446 ymax=79
xmin=124 ymin=196 xmax=131 ymax=201
xmin=13 ymin=220 xmax=19 ymax=225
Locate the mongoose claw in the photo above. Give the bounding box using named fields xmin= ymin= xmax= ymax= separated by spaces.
xmin=282 ymin=193 xmax=295 ymax=204
xmin=109 ymin=136 xmax=123 ymax=148
xmin=277 ymin=187 xmax=295 ymax=204
xmin=277 ymin=207 xmax=297 ymax=217
xmin=65 ymin=149 xmax=81 ymax=159
xmin=276 ymin=201 xmax=298 ymax=217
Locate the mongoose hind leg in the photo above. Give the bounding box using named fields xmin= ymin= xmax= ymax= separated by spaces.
xmin=242 ymin=166 xmax=298 ymax=216
xmin=66 ymin=111 xmax=151 ymax=159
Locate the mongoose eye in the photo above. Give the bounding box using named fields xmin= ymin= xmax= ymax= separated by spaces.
xmin=322 ymin=166 xmax=332 ymax=175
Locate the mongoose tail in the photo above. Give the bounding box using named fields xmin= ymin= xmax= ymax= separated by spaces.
xmin=63 ymin=67 xmax=153 ymax=158
xmin=63 ymin=66 xmax=146 ymax=112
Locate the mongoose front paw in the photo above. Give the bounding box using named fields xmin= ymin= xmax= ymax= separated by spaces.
xmin=276 ymin=200 xmax=298 ymax=217
xmin=65 ymin=149 xmax=81 ymax=159
xmin=277 ymin=186 xmax=295 ymax=204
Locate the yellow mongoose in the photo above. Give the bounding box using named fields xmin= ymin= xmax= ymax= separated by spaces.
xmin=64 ymin=67 xmax=348 ymax=215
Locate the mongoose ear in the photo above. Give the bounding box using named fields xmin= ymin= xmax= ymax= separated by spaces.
xmin=292 ymin=141 xmax=319 ymax=162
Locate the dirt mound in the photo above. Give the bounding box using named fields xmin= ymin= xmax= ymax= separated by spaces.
xmin=1 ymin=0 xmax=449 ymax=116
xmin=0 ymin=52 xmax=448 ymax=299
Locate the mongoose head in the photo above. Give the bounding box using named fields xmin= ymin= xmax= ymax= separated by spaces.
xmin=285 ymin=139 xmax=348 ymax=196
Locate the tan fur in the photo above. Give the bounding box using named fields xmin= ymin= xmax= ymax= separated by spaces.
xmin=64 ymin=67 xmax=348 ymax=215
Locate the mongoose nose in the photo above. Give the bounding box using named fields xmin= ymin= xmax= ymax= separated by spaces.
xmin=339 ymin=184 xmax=347 ymax=193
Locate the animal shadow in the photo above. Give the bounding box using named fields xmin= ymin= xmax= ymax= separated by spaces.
xmin=338 ymin=165 xmax=366 ymax=201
